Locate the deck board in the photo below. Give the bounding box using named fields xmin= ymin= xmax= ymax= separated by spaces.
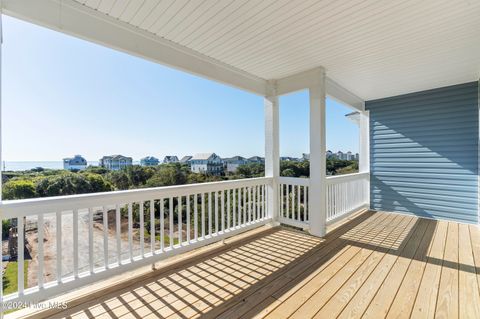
xmin=30 ymin=211 xmax=479 ymax=319
xmin=436 ymin=222 xmax=459 ymax=319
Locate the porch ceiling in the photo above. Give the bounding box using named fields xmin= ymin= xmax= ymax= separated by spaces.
xmin=4 ymin=0 xmax=480 ymax=100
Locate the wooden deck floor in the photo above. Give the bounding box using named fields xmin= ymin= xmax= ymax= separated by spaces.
xmin=47 ymin=211 xmax=480 ymax=318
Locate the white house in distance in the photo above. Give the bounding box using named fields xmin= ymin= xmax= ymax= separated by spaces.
xmin=99 ymin=155 xmax=133 ymax=171
xmin=63 ymin=155 xmax=87 ymax=171
xmin=163 ymin=156 xmax=179 ymax=164
xmin=190 ymin=153 xmax=223 ymax=175
xmin=180 ymin=155 xmax=192 ymax=166
xmin=223 ymin=156 xmax=247 ymax=173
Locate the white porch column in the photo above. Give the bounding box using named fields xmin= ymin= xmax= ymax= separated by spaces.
xmin=359 ymin=111 xmax=370 ymax=173
xmin=265 ymin=81 xmax=280 ymax=222
xmin=309 ymin=68 xmax=327 ymax=237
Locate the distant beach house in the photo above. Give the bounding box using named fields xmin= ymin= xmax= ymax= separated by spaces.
xmin=280 ymin=156 xmax=299 ymax=162
xmin=140 ymin=156 xmax=159 ymax=166
xmin=180 ymin=155 xmax=192 ymax=166
xmin=247 ymin=156 xmax=264 ymax=164
xmin=99 ymin=155 xmax=132 ymax=171
xmin=163 ymin=156 xmax=179 ymax=164
xmin=63 ymin=155 xmax=87 ymax=171
xmin=223 ymin=156 xmax=247 ymax=173
xmin=190 ymin=153 xmax=223 ymax=175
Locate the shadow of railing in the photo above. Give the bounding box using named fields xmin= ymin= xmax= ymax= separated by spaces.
xmin=59 ymin=211 xmax=471 ymax=319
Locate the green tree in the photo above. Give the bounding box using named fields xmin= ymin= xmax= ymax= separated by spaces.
xmin=83 ymin=166 xmax=109 ymax=175
xmin=85 ymin=173 xmax=113 ymax=192
xmin=281 ymin=168 xmax=296 ymax=177
xmin=3 ymin=180 xmax=37 ymax=200
xmin=125 ymin=165 xmax=154 ymax=187
xmin=146 ymin=164 xmax=186 ymax=187
xmin=236 ymin=163 xmax=264 ymax=178
xmin=2 ymin=220 xmax=11 ymax=239
xmin=36 ymin=173 xmax=92 ymax=197
xmin=106 ymin=171 xmax=130 ymax=190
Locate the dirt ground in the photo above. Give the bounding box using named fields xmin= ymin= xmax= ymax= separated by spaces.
xmin=24 ymin=212 xmax=184 ymax=287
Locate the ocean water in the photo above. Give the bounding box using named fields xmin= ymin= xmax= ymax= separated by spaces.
xmin=3 ymin=161 xmax=142 ymax=171
xmin=3 ymin=161 xmax=100 ymax=171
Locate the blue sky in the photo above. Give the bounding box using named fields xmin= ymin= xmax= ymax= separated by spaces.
xmin=2 ymin=15 xmax=358 ymax=162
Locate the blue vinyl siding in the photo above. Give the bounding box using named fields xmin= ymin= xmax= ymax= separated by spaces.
xmin=366 ymin=82 xmax=479 ymax=223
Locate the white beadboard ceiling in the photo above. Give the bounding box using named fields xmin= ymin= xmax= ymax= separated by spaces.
xmin=9 ymin=0 xmax=480 ymax=100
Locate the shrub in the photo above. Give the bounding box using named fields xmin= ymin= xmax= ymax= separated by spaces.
xmin=2 ymin=180 xmax=37 ymax=200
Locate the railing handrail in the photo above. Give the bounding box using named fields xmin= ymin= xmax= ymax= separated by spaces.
xmin=326 ymin=172 xmax=369 ymax=184
xmin=1 ymin=177 xmax=273 ymax=218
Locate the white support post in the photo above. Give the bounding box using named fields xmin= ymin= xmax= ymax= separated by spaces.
xmin=359 ymin=111 xmax=370 ymax=173
xmin=265 ymin=81 xmax=280 ymax=224
xmin=309 ymin=68 xmax=327 ymax=237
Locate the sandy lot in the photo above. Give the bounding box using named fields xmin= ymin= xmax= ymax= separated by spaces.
xmin=24 ymin=211 xmax=179 ymax=287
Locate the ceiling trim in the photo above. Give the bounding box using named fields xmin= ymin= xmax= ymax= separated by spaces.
xmin=2 ymin=0 xmax=268 ymax=96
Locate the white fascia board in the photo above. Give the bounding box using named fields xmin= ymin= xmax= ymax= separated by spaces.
xmin=276 ymin=68 xmax=365 ymax=111
xmin=2 ymin=0 xmax=267 ymax=96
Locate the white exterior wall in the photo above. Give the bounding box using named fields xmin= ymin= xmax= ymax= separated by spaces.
xmin=191 ymin=163 xmax=208 ymax=173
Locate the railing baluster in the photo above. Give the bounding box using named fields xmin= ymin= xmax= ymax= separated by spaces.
xmin=201 ymin=193 xmax=205 ymax=238
xmin=253 ymin=186 xmax=256 ymax=221
xmin=128 ymin=203 xmax=133 ymax=261
xmin=72 ymin=209 xmax=78 ymax=278
xmin=160 ymin=199 xmax=165 ymax=252
xmin=139 ymin=202 xmax=144 ymax=257
xmin=116 ymin=205 xmax=121 ymax=265
xmin=169 ymin=197 xmax=174 ymax=249
xmin=286 ymin=185 xmax=290 ymax=219
xmin=89 ymin=208 xmax=94 ymax=273
xmin=56 ymin=211 xmax=62 ymax=282
xmin=208 ymin=192 xmax=212 ymax=236
xmin=221 ymin=190 xmax=225 ymax=232
xmin=280 ymin=184 xmax=283 ymax=218
xmin=247 ymin=187 xmax=252 ymax=223
xmin=243 ymin=187 xmax=247 ymax=225
xmin=255 ymin=185 xmax=258 ymax=220
xmin=305 ymin=186 xmax=308 ymax=221
xmin=178 ymin=196 xmax=182 ymax=245
xmin=18 ymin=216 xmax=25 ymax=295
xmin=103 ymin=206 xmax=109 ymax=268
xmin=292 ymin=185 xmax=296 ymax=220
xmin=307 ymin=185 xmax=310 ymax=221
xmin=214 ymin=191 xmax=219 ymax=235
xmin=297 ymin=185 xmax=301 ymax=221
xmin=150 ymin=200 xmax=155 ymax=254
xmin=38 ymin=214 xmax=45 ymax=286
xmin=261 ymin=185 xmax=264 ymax=219
xmin=263 ymin=184 xmax=266 ymax=219
xmin=194 ymin=194 xmax=198 ymax=241
xmin=186 ymin=195 xmax=191 ymax=243
xmin=233 ymin=188 xmax=237 ymax=227
xmin=227 ymin=189 xmax=231 ymax=230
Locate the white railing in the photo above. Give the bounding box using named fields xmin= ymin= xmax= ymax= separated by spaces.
xmin=278 ymin=177 xmax=310 ymax=229
xmin=0 ymin=177 xmax=272 ymax=306
xmin=326 ymin=172 xmax=369 ymax=224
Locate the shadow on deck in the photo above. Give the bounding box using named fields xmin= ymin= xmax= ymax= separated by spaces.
xmin=15 ymin=210 xmax=480 ymax=319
